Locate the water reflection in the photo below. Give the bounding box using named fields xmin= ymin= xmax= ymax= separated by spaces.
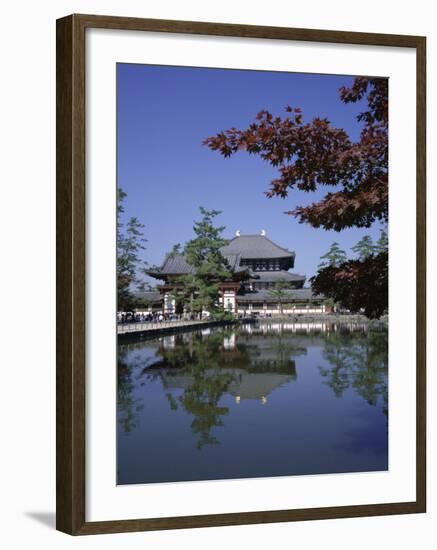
xmin=139 ymin=329 xmax=304 ymax=449
xmin=117 ymin=322 xmax=388 ymax=483
xmin=118 ymin=346 xmax=145 ymax=433
xmin=319 ymin=330 xmax=388 ymax=416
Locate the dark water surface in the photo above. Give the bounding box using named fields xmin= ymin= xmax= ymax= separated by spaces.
xmin=117 ymin=322 xmax=388 ymax=484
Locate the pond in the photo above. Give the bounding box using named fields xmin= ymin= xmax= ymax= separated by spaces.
xmin=117 ymin=321 xmax=388 ymax=485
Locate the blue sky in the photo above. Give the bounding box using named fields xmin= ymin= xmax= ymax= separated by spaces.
xmin=117 ymin=64 xmax=384 ymax=282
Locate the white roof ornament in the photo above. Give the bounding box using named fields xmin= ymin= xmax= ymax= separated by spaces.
xmin=235 ymin=230 xmax=241 ymax=237
xmin=260 ymin=229 xmax=266 ymax=236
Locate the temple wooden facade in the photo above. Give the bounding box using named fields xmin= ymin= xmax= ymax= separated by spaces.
xmin=144 ymin=231 xmax=326 ymax=316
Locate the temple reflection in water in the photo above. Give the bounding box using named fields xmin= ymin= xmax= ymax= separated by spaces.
xmin=117 ymin=321 xmax=388 ymax=484
xmin=147 ymin=324 xmax=309 ymax=406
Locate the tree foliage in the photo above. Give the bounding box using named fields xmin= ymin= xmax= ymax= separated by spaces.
xmin=313 ymin=230 xmax=388 ymax=317
xmin=311 ymin=251 xmax=388 ymax=319
xmin=204 ymin=77 xmax=388 ymax=232
xmin=117 ymin=187 xmax=148 ymax=311
xmin=184 ymin=207 xmax=230 ymax=280
xmin=351 ymin=235 xmax=375 ymax=260
xmin=173 ymin=208 xmax=231 ymax=316
xmin=318 ymin=242 xmax=347 ymax=269
xmin=376 ymin=228 xmax=388 ymax=253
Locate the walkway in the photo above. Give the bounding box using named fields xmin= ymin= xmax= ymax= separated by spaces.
xmin=117 ymin=318 xmax=236 ymax=338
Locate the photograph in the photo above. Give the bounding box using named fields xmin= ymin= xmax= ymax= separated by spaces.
xmin=1 ymin=0 xmax=431 ymax=544
xmin=116 ymin=63 xmax=389 ymax=485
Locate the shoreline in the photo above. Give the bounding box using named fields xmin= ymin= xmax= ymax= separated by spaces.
xmin=117 ymin=318 xmax=240 ymax=341
xmin=250 ymin=313 xmax=388 ymax=330
xmin=118 ymin=313 xmax=388 ymax=341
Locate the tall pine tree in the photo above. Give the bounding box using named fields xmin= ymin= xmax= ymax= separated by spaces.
xmin=318 ymin=243 xmax=347 ymax=269
xmin=352 ymin=235 xmax=376 ymax=260
xmin=173 ymin=208 xmax=231 ymax=317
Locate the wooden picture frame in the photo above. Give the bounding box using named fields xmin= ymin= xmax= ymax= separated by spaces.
xmin=56 ymin=13 xmax=426 ymax=535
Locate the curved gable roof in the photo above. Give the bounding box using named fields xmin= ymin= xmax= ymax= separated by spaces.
xmin=220 ymin=235 xmax=295 ymax=260
xmin=148 ymin=252 xmax=251 ymax=277
xmin=156 ymin=254 xmax=194 ymax=275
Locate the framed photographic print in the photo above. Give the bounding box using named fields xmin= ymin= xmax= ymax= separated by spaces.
xmin=56 ymin=14 xmax=426 ymax=535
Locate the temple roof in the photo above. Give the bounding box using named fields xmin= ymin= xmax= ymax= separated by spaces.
xmin=220 ymin=235 xmax=295 ymax=260
xmin=148 ymin=233 xmax=298 ymax=279
xmin=222 ymin=253 xmax=242 ymax=271
xmin=148 ymin=253 xmax=251 ymax=278
xmin=156 ymin=254 xmax=194 ymax=275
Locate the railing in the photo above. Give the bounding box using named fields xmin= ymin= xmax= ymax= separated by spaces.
xmin=117 ymin=318 xmax=217 ymax=334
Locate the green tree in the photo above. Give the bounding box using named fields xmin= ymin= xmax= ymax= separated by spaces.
xmin=185 ymin=207 xmax=230 ymax=278
xmin=312 ymin=251 xmax=388 ymax=318
xmin=352 ymin=235 xmax=375 ymax=260
xmin=177 ymin=208 xmax=231 ymax=317
xmin=313 ymin=234 xmax=388 ymax=318
xmin=376 ymin=228 xmax=388 ymax=253
xmin=268 ymin=278 xmax=293 ymax=314
xmin=323 ymin=296 xmax=336 ymax=311
xmin=318 ymin=242 xmax=347 ymax=269
xmin=117 ymin=187 xmax=148 ymax=311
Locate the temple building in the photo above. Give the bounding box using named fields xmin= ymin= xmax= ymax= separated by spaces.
xmin=144 ymin=230 xmax=326 ymax=316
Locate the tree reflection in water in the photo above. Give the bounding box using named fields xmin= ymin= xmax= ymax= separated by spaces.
xmin=153 ymin=328 xmax=305 ymax=448
xmin=117 ymin=324 xmax=388 ymax=450
xmin=318 ymin=329 xmax=388 ymax=417
xmin=117 ymin=345 xmax=147 ymax=433
xmin=160 ymin=332 xmax=236 ymax=449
